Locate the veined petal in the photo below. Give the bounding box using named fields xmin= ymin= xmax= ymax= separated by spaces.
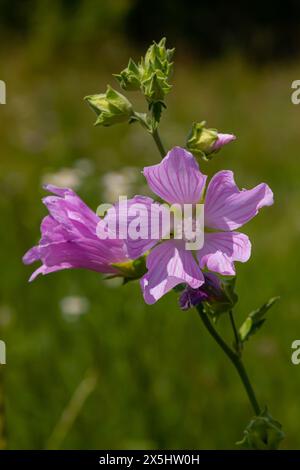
xmin=28 ymin=263 xmax=71 ymax=282
xmin=23 ymin=186 xmax=128 ymax=281
xmin=197 ymin=231 xmax=251 ymax=276
xmin=38 ymin=239 xmax=125 ymax=272
xmin=205 ymin=170 xmax=274 ymax=230
xmin=42 ymin=186 xmax=100 ymax=238
xmin=141 ymin=239 xmax=204 ymax=304
xmin=143 ymin=146 xmax=207 ymax=204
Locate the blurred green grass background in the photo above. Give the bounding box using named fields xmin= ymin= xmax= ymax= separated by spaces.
xmin=1 ymin=1 xmax=300 ymax=450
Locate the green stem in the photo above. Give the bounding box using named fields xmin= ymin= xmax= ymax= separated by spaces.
xmin=151 ymin=128 xmax=166 ymax=158
xmin=196 ymin=306 xmax=261 ymax=416
xmin=229 ymin=310 xmax=242 ymax=355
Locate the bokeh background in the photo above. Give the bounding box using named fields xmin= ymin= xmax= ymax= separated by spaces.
xmin=1 ymin=0 xmax=300 ymax=449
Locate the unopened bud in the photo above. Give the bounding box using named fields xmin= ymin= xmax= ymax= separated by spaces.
xmin=186 ymin=121 xmax=236 ymax=160
xmin=85 ymin=86 xmax=133 ymax=127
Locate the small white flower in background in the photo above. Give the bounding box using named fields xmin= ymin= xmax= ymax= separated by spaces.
xmin=74 ymin=158 xmax=94 ymax=177
xmin=60 ymin=296 xmax=90 ymax=320
xmin=101 ymin=166 xmax=140 ymax=202
xmin=42 ymin=168 xmax=84 ymax=190
xmin=42 ymin=159 xmax=94 ymax=190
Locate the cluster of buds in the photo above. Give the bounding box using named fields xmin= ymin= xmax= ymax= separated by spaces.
xmin=115 ymin=38 xmax=174 ymax=105
xmin=85 ymin=38 xmax=174 ymax=129
xmin=186 ymin=121 xmax=236 ymax=161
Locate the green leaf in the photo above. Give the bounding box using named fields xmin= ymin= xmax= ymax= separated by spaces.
xmin=236 ymin=407 xmax=285 ymax=450
xmin=239 ymin=296 xmax=280 ymax=343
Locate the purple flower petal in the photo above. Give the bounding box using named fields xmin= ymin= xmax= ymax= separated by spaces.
xmin=23 ymin=186 xmax=128 ymax=280
xmin=211 ymin=133 xmax=236 ymax=152
xmin=179 ymin=272 xmax=221 ymax=310
xmin=143 ymin=146 xmax=207 ymax=204
xmin=197 ymin=231 xmax=251 ymax=275
xmin=205 ymin=170 xmax=274 ymax=230
xmin=140 ymin=239 xmax=204 ymax=304
xmin=104 ymin=195 xmax=170 ymax=259
xmin=28 ymin=263 xmax=71 ymax=282
xmin=23 ymin=246 xmax=40 ymax=265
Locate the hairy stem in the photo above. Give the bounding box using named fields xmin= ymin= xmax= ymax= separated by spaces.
xmin=196 ymin=306 xmax=261 ymax=416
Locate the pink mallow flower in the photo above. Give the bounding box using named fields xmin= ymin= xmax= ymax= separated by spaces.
xmin=124 ymin=146 xmax=273 ymax=304
xmin=23 ymin=185 xmax=128 ymax=281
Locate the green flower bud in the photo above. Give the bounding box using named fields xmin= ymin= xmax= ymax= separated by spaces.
xmin=187 ymin=121 xmax=236 ymax=160
xmin=144 ymin=37 xmax=174 ymax=78
xmin=186 ymin=121 xmax=218 ymax=159
xmin=85 ymin=86 xmax=133 ymax=127
xmin=237 ymin=408 xmax=285 ymax=450
xmin=141 ymin=71 xmax=172 ymax=103
xmin=114 ymin=58 xmax=141 ymax=91
xmin=140 ymin=38 xmax=174 ymax=104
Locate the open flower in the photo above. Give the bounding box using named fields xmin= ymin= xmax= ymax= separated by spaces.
xmin=123 ymin=147 xmax=273 ymax=304
xmin=23 ymin=185 xmax=128 ymax=281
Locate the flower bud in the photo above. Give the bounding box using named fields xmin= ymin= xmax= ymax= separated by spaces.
xmin=141 ymin=71 xmax=171 ymax=103
xmin=140 ymin=38 xmax=174 ymax=104
xmin=179 ymin=273 xmax=238 ymax=320
xmin=144 ymin=37 xmax=174 ymax=78
xmin=179 ymin=273 xmax=224 ymax=309
xmin=114 ymin=58 xmax=141 ymax=91
xmin=186 ymin=121 xmax=236 ymax=160
xmin=85 ymin=86 xmax=133 ymax=127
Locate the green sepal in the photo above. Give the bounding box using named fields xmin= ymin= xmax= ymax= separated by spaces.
xmin=84 ymin=86 xmax=133 ymax=127
xmin=141 ymin=71 xmax=172 ymax=103
xmin=114 ymin=58 xmax=141 ymax=91
xmin=111 ymin=255 xmax=147 ymax=282
xmin=140 ymin=38 xmax=174 ymax=109
xmin=186 ymin=121 xmax=218 ymax=159
xmin=203 ymin=276 xmax=238 ymax=322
